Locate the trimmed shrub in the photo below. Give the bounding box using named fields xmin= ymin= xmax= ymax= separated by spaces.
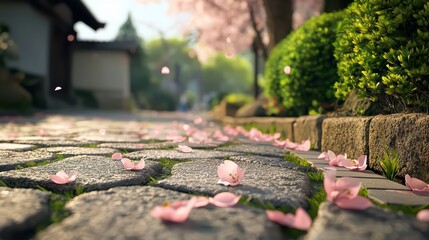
xmin=334 ymin=0 xmax=429 ymax=113
xmin=264 ymin=11 xmax=344 ymax=116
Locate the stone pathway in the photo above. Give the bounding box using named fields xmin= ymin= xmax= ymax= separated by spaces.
xmin=0 ymin=110 xmax=428 ymax=240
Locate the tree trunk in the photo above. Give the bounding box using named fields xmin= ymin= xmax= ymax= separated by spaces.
xmin=263 ymin=0 xmax=293 ymax=50
xmin=323 ymin=0 xmax=353 ymax=13
xmin=252 ymin=41 xmax=259 ymax=99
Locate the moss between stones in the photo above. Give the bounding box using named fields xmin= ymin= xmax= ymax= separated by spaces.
xmin=149 ymin=158 xmax=189 ymax=184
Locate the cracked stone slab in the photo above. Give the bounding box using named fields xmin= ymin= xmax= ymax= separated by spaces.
xmin=0 ymin=155 xmax=162 ymax=192
xmin=156 ymin=159 xmax=310 ymax=208
xmin=125 ymin=149 xmax=244 ymax=161
xmin=305 ymin=202 xmax=429 ymax=240
xmin=35 ymin=186 xmax=283 ymax=240
xmin=0 ymin=143 xmax=35 ymax=151
xmin=0 ymin=150 xmax=55 ymax=171
xmin=216 ymin=143 xmax=287 ymax=158
xmin=74 ymin=134 xmax=140 ymax=143
xmin=0 ymin=187 xmax=50 ymax=239
xmin=44 ymin=147 xmax=118 ymax=156
xmin=12 ymin=140 xmax=94 ymax=147
xmin=229 ymin=155 xmax=316 ymax=172
xmin=98 ymin=142 xmax=177 ymax=151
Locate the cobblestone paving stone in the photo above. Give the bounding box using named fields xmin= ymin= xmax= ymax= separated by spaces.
xmin=156 ymin=159 xmax=311 ymax=208
xmin=0 ymin=149 xmax=55 ymax=171
xmin=0 ymin=111 xmax=428 ymax=240
xmin=124 ymin=149 xmax=245 ymax=161
xmin=229 ymin=154 xmax=316 ymax=172
xmin=0 ymin=143 xmax=35 ymax=151
xmin=44 ymin=147 xmax=118 ymax=156
xmin=98 ymin=142 xmax=177 ymax=151
xmin=0 ymin=155 xmax=162 ymax=192
xmin=35 ymin=186 xmax=283 ymax=240
xmin=305 ymin=202 xmax=429 ymax=240
xmin=0 ymin=187 xmax=50 ymax=239
xmin=216 ymin=143 xmax=288 ymax=158
xmin=12 ymin=140 xmax=95 ymax=147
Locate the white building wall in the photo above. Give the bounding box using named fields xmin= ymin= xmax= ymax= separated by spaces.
xmin=0 ymin=2 xmax=50 ymax=77
xmin=72 ymin=50 xmax=130 ymax=109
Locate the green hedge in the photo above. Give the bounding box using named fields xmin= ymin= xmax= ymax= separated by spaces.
xmin=264 ymin=12 xmax=344 ymax=116
xmin=334 ymin=0 xmax=429 ymax=113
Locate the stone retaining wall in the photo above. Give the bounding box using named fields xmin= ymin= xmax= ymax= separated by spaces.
xmin=215 ymin=113 xmax=429 ymax=182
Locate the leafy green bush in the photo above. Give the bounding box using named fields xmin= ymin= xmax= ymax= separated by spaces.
xmin=224 ymin=93 xmax=253 ymax=106
xmin=264 ymin=12 xmax=344 ymax=116
xmin=334 ymin=0 xmax=429 ymax=113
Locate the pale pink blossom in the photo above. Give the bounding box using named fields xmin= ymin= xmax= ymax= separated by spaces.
xmin=111 ymin=152 xmax=123 ymax=160
xmin=318 ymin=151 xmax=329 ymax=160
xmin=324 ymin=169 xmax=372 ymax=210
xmin=161 ymin=66 xmax=170 ymax=75
xmin=177 ymin=145 xmax=193 ymax=153
xmin=217 ymin=160 xmax=245 ymax=186
xmin=342 ymin=155 xmax=367 ymax=171
xmin=209 ymin=192 xmax=241 ymax=207
xmin=266 ymin=207 xmax=312 ymax=230
xmin=121 ymin=158 xmax=145 ymax=171
xmin=150 ymin=197 xmax=197 ymax=223
xmin=295 ymin=140 xmax=311 ymax=151
xmin=416 ymin=209 xmax=429 ymax=222
xmin=327 ymin=151 xmax=346 ymax=166
xmin=405 ymin=174 xmax=429 ymax=195
xmin=284 ymin=66 xmax=291 ymax=75
xmin=51 ymin=170 xmax=77 ymax=184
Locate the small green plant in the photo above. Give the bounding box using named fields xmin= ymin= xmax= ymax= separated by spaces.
xmin=379 ymin=149 xmax=401 ymax=181
xmin=307 ymin=171 xmax=324 ymax=183
xmin=307 ymin=188 xmax=327 ymax=219
xmin=0 ymin=179 xmax=8 ymax=187
xmin=284 ymin=153 xmax=312 ymax=167
xmin=149 ymin=158 xmax=186 ymax=184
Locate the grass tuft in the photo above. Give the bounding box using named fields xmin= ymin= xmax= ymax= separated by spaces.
xmin=379 ymin=149 xmax=401 ymax=181
xmin=284 ymin=153 xmax=312 ymax=167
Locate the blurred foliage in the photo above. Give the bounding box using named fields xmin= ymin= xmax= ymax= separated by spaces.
xmin=115 ymin=15 xmax=152 ymax=109
xmin=264 ymin=12 xmax=344 ymax=116
xmin=334 ymin=0 xmax=429 ymax=113
xmin=0 ymin=22 xmax=18 ymax=67
xmin=224 ymin=93 xmax=253 ymax=106
xmin=202 ymin=54 xmax=252 ymax=96
xmin=145 ymin=38 xmax=200 ymax=110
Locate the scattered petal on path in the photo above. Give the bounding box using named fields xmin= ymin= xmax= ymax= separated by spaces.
xmin=266 ymin=207 xmax=312 ymax=230
xmin=209 ymin=192 xmax=241 ymax=207
xmin=112 ymin=152 xmax=123 ymax=160
xmin=51 ymin=170 xmax=77 ymax=184
xmin=217 ymin=160 xmax=244 ymax=186
xmin=121 ymin=158 xmax=146 ymax=171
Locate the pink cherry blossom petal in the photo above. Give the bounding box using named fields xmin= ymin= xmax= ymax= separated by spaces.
xmin=318 ymin=152 xmax=327 ymax=160
xmin=112 ymin=152 xmax=123 ymax=160
xmin=405 ymin=174 xmax=429 ymax=192
xmin=283 ymin=65 xmax=291 ymax=75
xmin=266 ymin=208 xmax=312 ymax=231
xmin=334 ymin=196 xmax=372 ymax=210
xmin=121 ymin=158 xmax=135 ymax=170
xmin=67 ymin=171 xmax=78 ymax=182
xmin=161 ymin=66 xmax=170 ymax=75
xmin=416 ymin=209 xmax=429 ymax=222
xmin=217 ymin=160 xmax=244 ymax=186
xmin=54 ymin=86 xmax=62 ymax=91
xmin=150 ymin=198 xmax=196 ymax=223
xmin=209 ymin=192 xmax=241 ymax=207
xmin=50 ymin=175 xmax=69 ymax=184
xmin=177 ymin=145 xmax=193 ymax=153
xmin=192 ymin=196 xmax=210 ymax=208
xmin=56 ymin=170 xmax=69 ymax=179
xmin=133 ymin=158 xmax=146 ymax=170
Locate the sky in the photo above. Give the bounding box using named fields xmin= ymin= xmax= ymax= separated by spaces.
xmin=75 ymin=0 xmax=183 ymax=41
